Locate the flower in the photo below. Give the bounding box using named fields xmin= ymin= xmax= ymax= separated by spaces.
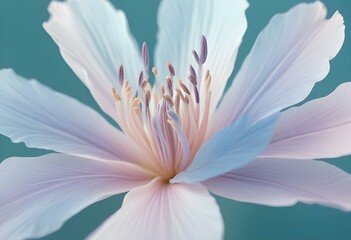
xmin=0 ymin=0 xmax=350 ymax=239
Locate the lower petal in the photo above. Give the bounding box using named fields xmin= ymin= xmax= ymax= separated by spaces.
xmin=0 ymin=154 xmax=152 ymax=240
xmin=89 ymin=178 xmax=224 ymax=240
xmin=204 ymin=158 xmax=351 ymax=211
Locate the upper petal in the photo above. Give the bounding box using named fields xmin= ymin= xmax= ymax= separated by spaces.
xmin=204 ymin=158 xmax=351 ymax=211
xmin=155 ymin=0 xmax=248 ymax=115
xmin=210 ymin=2 xmax=344 ymax=136
xmin=0 ymin=154 xmax=152 ymax=240
xmin=0 ymin=69 xmax=141 ymax=162
xmin=171 ymin=114 xmax=279 ymax=183
xmin=89 ymin=178 xmax=223 ymax=240
xmin=262 ymin=83 xmax=351 ymax=159
xmin=43 ymin=0 xmax=143 ymax=122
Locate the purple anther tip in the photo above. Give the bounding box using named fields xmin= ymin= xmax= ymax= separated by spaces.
xmin=194 ymin=86 xmax=200 ymax=104
xmin=168 ymin=63 xmax=175 ymax=77
xmin=189 ymin=65 xmax=197 ymax=81
xmin=138 ymin=71 xmax=144 ymax=86
xmin=200 ymin=35 xmax=208 ymax=64
xmin=118 ymin=64 xmax=124 ymax=85
xmin=192 ymin=50 xmax=200 ymax=65
xmin=142 ymin=42 xmax=149 ymax=69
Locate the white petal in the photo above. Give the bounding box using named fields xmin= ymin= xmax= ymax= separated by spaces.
xmin=262 ymin=83 xmax=351 ymax=159
xmin=210 ymin=2 xmax=344 ymax=135
xmin=171 ymin=114 xmax=279 ymax=183
xmin=0 ymin=69 xmax=140 ymax=162
xmin=0 ymin=154 xmax=152 ymax=240
xmin=204 ymin=158 xmax=351 ymax=211
xmin=43 ymin=0 xmax=143 ymax=121
xmin=89 ymin=178 xmax=223 ymax=240
xmin=155 ymin=0 xmax=248 ymax=115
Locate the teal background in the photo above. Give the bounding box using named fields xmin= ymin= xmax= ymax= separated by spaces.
xmin=1 ymin=0 xmax=351 ymax=239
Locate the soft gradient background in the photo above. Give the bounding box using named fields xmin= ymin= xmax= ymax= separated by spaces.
xmin=0 ymin=0 xmax=350 ymax=239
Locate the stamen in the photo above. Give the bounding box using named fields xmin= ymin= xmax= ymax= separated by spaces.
xmin=145 ymin=90 xmax=151 ymax=107
xmin=188 ymin=65 xmax=197 ymax=85
xmin=200 ymin=35 xmax=208 ymax=64
xmin=138 ymin=71 xmax=144 ymax=86
xmin=179 ymin=80 xmax=191 ymax=95
xmin=194 ymin=86 xmax=200 ymax=103
xmin=166 ymin=77 xmax=173 ymax=97
xmin=167 ymin=63 xmax=175 ymax=77
xmin=192 ymin=50 xmax=200 ymax=65
xmin=112 ymin=88 xmax=121 ymax=101
xmin=118 ymin=65 xmax=124 ymax=85
xmin=142 ymin=78 xmax=149 ymax=89
xmin=163 ymin=94 xmax=174 ymax=107
xmin=142 ymin=42 xmax=149 ymax=70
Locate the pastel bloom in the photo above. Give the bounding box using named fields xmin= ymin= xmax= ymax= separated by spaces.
xmin=0 ymin=0 xmax=350 ymax=239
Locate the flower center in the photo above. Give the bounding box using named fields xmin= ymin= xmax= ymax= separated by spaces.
xmin=112 ymin=36 xmax=212 ymax=180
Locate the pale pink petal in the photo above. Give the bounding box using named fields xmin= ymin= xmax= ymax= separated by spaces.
xmin=204 ymin=158 xmax=351 ymax=211
xmin=89 ymin=178 xmax=224 ymax=240
xmin=0 ymin=69 xmax=142 ymax=162
xmin=43 ymin=0 xmax=143 ymax=122
xmin=262 ymin=83 xmax=351 ymax=159
xmin=209 ymin=2 xmax=344 ymax=136
xmin=155 ymin=0 xmax=248 ymax=115
xmin=0 ymin=154 xmax=153 ymax=240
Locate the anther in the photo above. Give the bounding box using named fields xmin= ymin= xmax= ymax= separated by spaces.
xmin=112 ymin=88 xmax=121 ymax=101
xmin=142 ymin=42 xmax=149 ymax=70
xmin=118 ymin=65 xmax=124 ymax=85
xmin=166 ymin=77 xmax=173 ymax=97
xmin=163 ymin=94 xmax=174 ymax=107
xmin=142 ymin=79 xmax=148 ymax=89
xmin=138 ymin=71 xmax=144 ymax=86
xmin=179 ymin=80 xmax=191 ymax=95
xmin=200 ymin=35 xmax=208 ymax=64
xmin=145 ymin=90 xmax=151 ymax=107
xmin=167 ymin=63 xmax=175 ymax=77
xmin=188 ymin=65 xmax=197 ymax=85
xmin=192 ymin=50 xmax=200 ymax=65
xmin=152 ymin=67 xmax=158 ymax=77
xmin=194 ymin=86 xmax=200 ymax=103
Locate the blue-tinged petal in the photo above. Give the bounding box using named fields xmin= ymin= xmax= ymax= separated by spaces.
xmin=0 ymin=69 xmax=142 ymax=163
xmin=209 ymin=2 xmax=344 ymax=136
xmin=155 ymin=0 xmax=249 ymax=115
xmin=204 ymin=158 xmax=351 ymax=211
xmin=171 ymin=114 xmax=279 ymax=183
xmin=44 ymin=0 xmax=143 ymax=122
xmin=0 ymin=154 xmax=152 ymax=240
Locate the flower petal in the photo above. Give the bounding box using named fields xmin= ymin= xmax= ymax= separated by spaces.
xmin=155 ymin=0 xmax=248 ymax=115
xmin=262 ymin=83 xmax=351 ymax=159
xmin=204 ymin=158 xmax=351 ymax=211
xmin=171 ymin=114 xmax=279 ymax=183
xmin=210 ymin=2 xmax=344 ymax=135
xmin=43 ymin=0 xmax=143 ymax=121
xmin=0 ymin=69 xmax=139 ymax=162
xmin=89 ymin=178 xmax=223 ymax=240
xmin=0 ymin=154 xmax=152 ymax=240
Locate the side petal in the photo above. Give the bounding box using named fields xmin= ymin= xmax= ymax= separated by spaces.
xmin=155 ymin=0 xmax=249 ymax=115
xmin=43 ymin=0 xmax=143 ymax=121
xmin=89 ymin=178 xmax=223 ymax=240
xmin=262 ymin=83 xmax=351 ymax=159
xmin=204 ymin=158 xmax=351 ymax=211
xmin=0 ymin=69 xmax=139 ymax=162
xmin=0 ymin=154 xmax=153 ymax=240
xmin=210 ymin=2 xmax=344 ymax=135
xmin=171 ymin=114 xmax=279 ymax=183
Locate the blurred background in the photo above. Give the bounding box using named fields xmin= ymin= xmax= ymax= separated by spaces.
xmin=0 ymin=0 xmax=350 ymax=239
